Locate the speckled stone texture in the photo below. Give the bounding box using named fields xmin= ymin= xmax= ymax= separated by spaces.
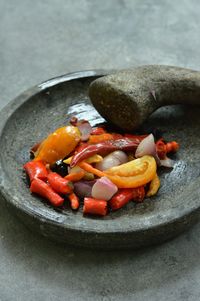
xmin=89 ymin=65 xmax=200 ymax=130
xmin=1 ymin=0 xmax=200 ymax=300
xmin=0 ymin=70 xmax=200 ymax=250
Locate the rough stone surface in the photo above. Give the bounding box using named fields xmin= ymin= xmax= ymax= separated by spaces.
xmin=1 ymin=72 xmax=200 ymax=250
xmin=1 ymin=0 xmax=200 ymax=300
xmin=89 ymin=65 xmax=200 ymax=130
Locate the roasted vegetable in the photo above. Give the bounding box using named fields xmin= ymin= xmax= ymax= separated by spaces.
xmin=23 ymin=160 xmax=48 ymax=182
xmin=30 ymin=178 xmax=64 ymax=207
xmin=70 ymin=138 xmax=143 ymax=167
xmin=109 ymin=186 xmax=145 ymax=210
xmin=68 ymin=192 xmax=80 ymax=210
xmin=24 ymin=115 xmax=180 ymax=217
xmin=34 ymin=126 xmax=81 ymax=164
xmin=105 ymin=155 xmax=156 ymax=188
xmin=47 ymin=172 xmax=73 ymax=194
xmin=83 ymin=198 xmax=107 ymax=216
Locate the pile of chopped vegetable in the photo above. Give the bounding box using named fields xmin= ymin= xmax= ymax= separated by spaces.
xmin=23 ymin=117 xmax=179 ymax=216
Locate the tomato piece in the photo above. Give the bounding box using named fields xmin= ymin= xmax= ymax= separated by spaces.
xmin=105 ymin=155 xmax=157 ymax=188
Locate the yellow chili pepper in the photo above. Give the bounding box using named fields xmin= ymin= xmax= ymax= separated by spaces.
xmin=146 ymin=173 xmax=160 ymax=197
xmin=64 ymin=154 xmax=103 ymax=165
xmin=104 ymin=155 xmax=157 ymax=188
xmin=34 ymin=126 xmax=80 ymax=164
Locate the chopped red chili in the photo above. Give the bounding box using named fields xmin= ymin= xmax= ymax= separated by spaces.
xmin=47 ymin=172 xmax=73 ymax=194
xmin=109 ymin=186 xmax=145 ymax=210
xmin=83 ymin=198 xmax=107 ymax=216
xmin=30 ymin=178 xmax=64 ymax=207
xmin=23 ymin=160 xmax=48 ymax=182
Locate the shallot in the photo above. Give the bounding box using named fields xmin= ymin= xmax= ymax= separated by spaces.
xmin=160 ymin=157 xmax=175 ymax=168
xmin=77 ymin=120 xmax=93 ymax=141
xmin=92 ymin=176 xmax=118 ymax=200
xmin=95 ymin=150 xmax=128 ymax=171
xmin=135 ymin=134 xmax=160 ymax=164
xmin=74 ymin=180 xmax=96 ymax=199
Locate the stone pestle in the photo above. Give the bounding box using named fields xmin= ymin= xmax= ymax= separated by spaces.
xmin=89 ymin=65 xmax=200 ymax=131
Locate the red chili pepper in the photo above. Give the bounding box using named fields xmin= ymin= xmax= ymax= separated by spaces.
xmin=68 ymin=192 xmax=80 ymax=210
xmin=70 ymin=138 xmax=142 ymax=167
xmin=23 ymin=160 xmax=48 ymax=182
xmin=30 ymin=178 xmax=64 ymax=206
xmin=47 ymin=172 xmax=73 ymax=194
xmin=166 ymin=141 xmax=179 ymax=153
xmin=109 ymin=189 xmax=133 ymax=210
xmin=91 ymin=127 xmax=107 ymax=135
xmin=156 ymin=139 xmax=166 ymax=159
xmin=109 ymin=186 xmax=145 ymax=210
xmin=156 ymin=139 xmax=179 ymax=159
xmin=83 ymin=198 xmax=107 ymax=216
xmin=74 ymin=142 xmax=89 ymax=154
xmin=132 ymin=186 xmax=145 ymax=202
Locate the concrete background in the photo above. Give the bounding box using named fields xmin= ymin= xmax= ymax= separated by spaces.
xmin=1 ymin=0 xmax=200 ymax=300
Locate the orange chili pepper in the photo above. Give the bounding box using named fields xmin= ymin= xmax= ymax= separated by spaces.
xmin=88 ymin=133 xmax=114 ymax=144
xmin=34 ymin=126 xmax=81 ymax=164
xmin=68 ymin=192 xmax=80 ymax=210
xmin=65 ymin=170 xmax=85 ymax=182
xmin=78 ymin=161 xmax=105 ymax=178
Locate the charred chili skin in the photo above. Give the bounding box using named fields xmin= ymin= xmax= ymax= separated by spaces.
xmin=70 ymin=138 xmax=143 ymax=167
xmin=132 ymin=186 xmax=145 ymax=202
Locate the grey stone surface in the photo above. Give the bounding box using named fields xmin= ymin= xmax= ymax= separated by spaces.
xmin=1 ymin=0 xmax=200 ymax=300
xmin=89 ymin=65 xmax=200 ymax=130
xmin=1 ymin=72 xmax=200 ymax=250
